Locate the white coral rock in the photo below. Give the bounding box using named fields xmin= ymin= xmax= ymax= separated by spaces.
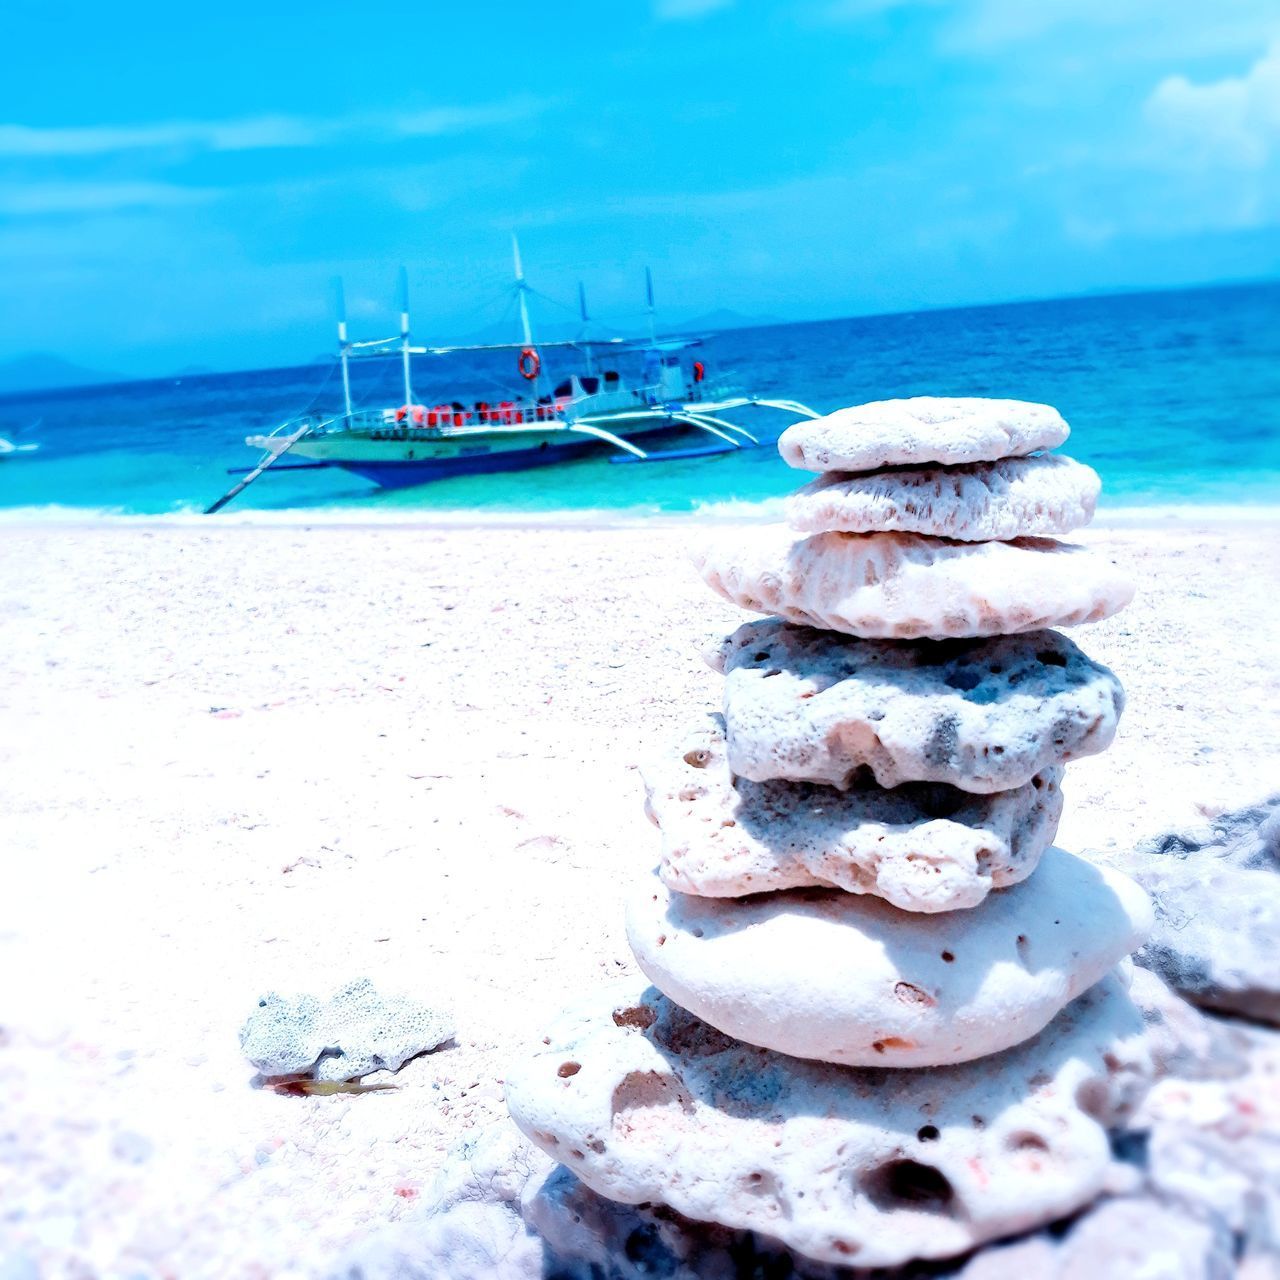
xmin=625 ymin=849 xmax=1153 ymax=1067
xmin=787 ymin=454 xmax=1100 ymax=541
xmin=778 ymin=396 xmax=1070 ymax=473
xmin=690 ymin=527 xmax=1134 ymax=640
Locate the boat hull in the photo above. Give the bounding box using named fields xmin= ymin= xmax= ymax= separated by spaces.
xmin=277 ymin=415 xmax=712 ymax=488
xmin=331 ymin=438 xmax=601 ymax=487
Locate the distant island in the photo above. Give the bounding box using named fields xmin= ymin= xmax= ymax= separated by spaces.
xmin=0 ymin=352 xmax=122 ymax=396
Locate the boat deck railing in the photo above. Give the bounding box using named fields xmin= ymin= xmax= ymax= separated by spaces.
xmin=256 ymin=376 xmax=759 ymax=446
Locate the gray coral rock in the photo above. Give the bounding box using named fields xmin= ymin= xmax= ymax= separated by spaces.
xmin=643 ymin=714 xmax=1063 ymax=911
xmin=1119 ymin=794 xmax=1280 ymax=1025
xmin=240 ymin=978 xmax=453 ymax=1082
xmin=1128 ymin=966 xmax=1251 ymax=1083
xmin=713 ymin=619 xmax=1124 ymax=794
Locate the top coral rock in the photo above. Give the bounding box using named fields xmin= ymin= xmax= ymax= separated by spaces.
xmin=778 ymin=396 xmax=1070 ymax=473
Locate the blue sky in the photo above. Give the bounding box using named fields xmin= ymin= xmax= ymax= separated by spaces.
xmin=3 ymin=0 xmax=1279 ymax=376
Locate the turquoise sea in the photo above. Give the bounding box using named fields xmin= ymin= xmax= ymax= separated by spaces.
xmin=2 ymin=281 xmax=1278 ymax=520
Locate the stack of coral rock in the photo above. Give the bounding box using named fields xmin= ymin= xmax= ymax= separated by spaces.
xmin=508 ymin=398 xmax=1158 ymax=1269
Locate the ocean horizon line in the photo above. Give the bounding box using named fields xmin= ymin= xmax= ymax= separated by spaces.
xmin=3 ymin=274 xmax=1278 ymax=402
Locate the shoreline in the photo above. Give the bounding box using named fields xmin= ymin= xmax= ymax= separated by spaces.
xmin=0 ymin=498 xmax=1278 ymax=533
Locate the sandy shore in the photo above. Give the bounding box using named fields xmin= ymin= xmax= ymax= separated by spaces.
xmin=2 ymin=515 xmax=1279 ymax=1277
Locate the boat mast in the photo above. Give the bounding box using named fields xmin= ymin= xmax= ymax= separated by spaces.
xmin=398 ymin=265 xmax=414 ymax=408
xmin=512 ymin=233 xmax=539 ymax=396
xmin=578 ymin=281 xmax=594 ymax=374
xmin=645 ymin=267 xmax=657 ymax=344
xmin=334 ymin=277 xmax=353 ymax=426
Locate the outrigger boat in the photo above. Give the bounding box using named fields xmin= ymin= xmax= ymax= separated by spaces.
xmin=207 ymin=238 xmax=818 ymax=513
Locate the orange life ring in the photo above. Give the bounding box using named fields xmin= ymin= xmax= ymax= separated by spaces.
xmin=518 ymin=347 xmax=540 ymax=380
xmin=692 ymin=360 xmax=705 ymax=383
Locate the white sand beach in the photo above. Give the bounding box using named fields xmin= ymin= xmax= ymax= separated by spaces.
xmin=2 ymin=514 xmax=1279 ymax=1277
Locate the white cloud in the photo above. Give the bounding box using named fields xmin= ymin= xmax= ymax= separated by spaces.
xmin=1145 ymin=43 xmax=1280 ymax=169
xmin=1020 ymin=43 xmax=1280 ymax=241
xmin=822 ymin=0 xmax=940 ymax=21
xmin=0 ymin=117 xmax=320 ymax=157
xmin=0 ymin=99 xmax=548 ymax=159
xmin=946 ymin=0 xmax=1125 ymax=47
xmin=943 ymin=0 xmax=1279 ymax=61
xmin=653 ymin=0 xmax=733 ymax=21
xmin=0 ymin=181 xmax=214 ymax=215
xmin=1061 ymin=213 xmax=1118 ymax=247
xmin=391 ymin=97 xmax=548 ymax=138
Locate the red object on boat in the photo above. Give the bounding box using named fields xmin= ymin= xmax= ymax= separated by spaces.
xmin=518 ymin=347 xmax=540 ymax=380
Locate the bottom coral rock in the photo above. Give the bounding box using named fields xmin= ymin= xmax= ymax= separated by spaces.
xmin=505 ymin=974 xmax=1151 ymax=1269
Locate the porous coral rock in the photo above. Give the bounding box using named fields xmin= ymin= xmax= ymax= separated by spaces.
xmin=713 ymin=619 xmax=1123 ymax=794
xmin=1119 ymin=794 xmax=1280 ymax=1025
xmin=625 ymin=849 xmax=1153 ymax=1067
xmin=1127 ymin=966 xmax=1251 ymax=1083
xmin=240 ymin=977 xmax=453 ymax=1082
xmin=340 ymin=1045 xmax=1280 ymax=1280
xmin=787 ymin=454 xmax=1100 ymax=541
xmin=505 ymin=974 xmax=1152 ymax=1270
xmin=1052 ymin=1195 xmax=1236 ymax=1280
xmin=336 ymin=1125 xmax=1053 ymax=1279
xmin=777 ymin=396 xmax=1070 ymax=473
xmin=690 ymin=527 xmax=1134 ymax=640
xmin=643 ymin=715 xmax=1062 ymax=911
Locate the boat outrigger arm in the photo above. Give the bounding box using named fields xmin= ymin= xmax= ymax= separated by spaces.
xmin=203 ymin=418 xmax=328 ymax=514
xmin=571 ymin=394 xmax=821 ymax=463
